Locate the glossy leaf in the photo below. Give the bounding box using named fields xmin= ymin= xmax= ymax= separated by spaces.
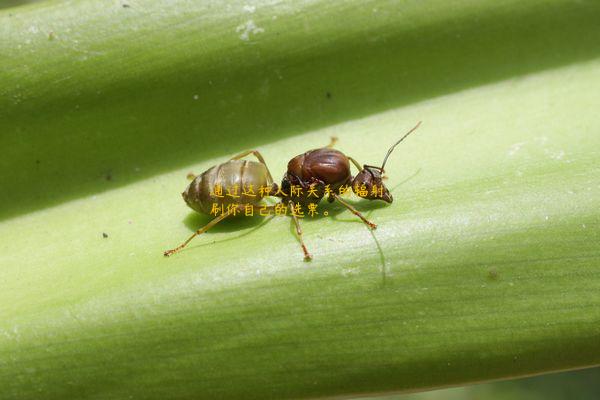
xmin=1 ymin=0 xmax=600 ymax=399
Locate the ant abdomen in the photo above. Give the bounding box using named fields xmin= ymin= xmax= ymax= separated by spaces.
xmin=183 ymin=160 xmax=272 ymax=215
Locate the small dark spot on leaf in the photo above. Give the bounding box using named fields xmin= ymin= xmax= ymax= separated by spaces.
xmin=105 ymin=172 xmax=112 ymax=181
xmin=102 ymin=233 xmax=108 ymax=238
xmin=326 ymin=92 xmax=332 ymax=99
xmin=35 ymin=159 xmax=40 ymax=165
xmin=48 ymin=31 xmax=55 ymax=41
xmin=488 ymin=268 xmax=498 ymax=280
xmin=122 ymin=3 xmax=130 ymax=8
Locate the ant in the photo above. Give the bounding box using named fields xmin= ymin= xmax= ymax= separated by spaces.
xmin=163 ymin=122 xmax=421 ymax=260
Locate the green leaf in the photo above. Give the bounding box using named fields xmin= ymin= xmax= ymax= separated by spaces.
xmin=383 ymin=368 xmax=600 ymax=400
xmin=1 ymin=0 xmax=599 ymax=399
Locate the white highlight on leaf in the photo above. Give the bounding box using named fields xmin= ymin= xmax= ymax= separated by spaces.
xmin=507 ymin=137 xmax=568 ymax=162
xmin=341 ymin=267 xmax=360 ymax=277
xmin=545 ymin=149 xmax=565 ymax=160
xmin=508 ymin=141 xmax=526 ymax=156
xmin=236 ymin=20 xmax=264 ymax=41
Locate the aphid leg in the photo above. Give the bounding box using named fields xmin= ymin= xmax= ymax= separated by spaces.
xmin=229 ymin=150 xmax=274 ymax=183
xmin=331 ymin=193 xmax=377 ymax=229
xmin=288 ymin=200 xmax=313 ymax=261
xmin=163 ymin=210 xmax=232 ymax=257
xmin=347 ymin=156 xmax=363 ymax=172
xmin=326 ymin=136 xmax=338 ymax=149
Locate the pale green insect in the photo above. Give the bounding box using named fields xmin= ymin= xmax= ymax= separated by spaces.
xmin=164 ymin=150 xmax=275 ymax=257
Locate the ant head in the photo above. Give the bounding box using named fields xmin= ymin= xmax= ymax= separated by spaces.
xmin=352 ymin=121 xmax=421 ymax=203
xmin=352 ymin=165 xmax=392 ymax=203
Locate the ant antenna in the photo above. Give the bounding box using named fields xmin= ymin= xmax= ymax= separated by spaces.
xmin=380 ymin=121 xmax=421 ymax=172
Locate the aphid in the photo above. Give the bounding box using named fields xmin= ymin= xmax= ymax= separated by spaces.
xmin=163 ymin=122 xmax=420 ymax=260
xmin=163 ymin=150 xmax=277 ymax=257
xmin=278 ymin=121 xmax=421 ymax=260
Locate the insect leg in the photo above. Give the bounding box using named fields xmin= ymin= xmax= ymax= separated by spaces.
xmin=288 ymin=200 xmax=312 ymax=261
xmin=330 ymin=193 xmax=377 ymax=229
xmin=326 ymin=136 xmax=338 ymax=148
xmin=247 ymin=203 xmax=311 ymax=261
xmin=347 ymin=156 xmax=363 ymax=172
xmin=163 ymin=210 xmax=232 ymax=257
xmin=229 ymin=150 xmax=274 ymax=183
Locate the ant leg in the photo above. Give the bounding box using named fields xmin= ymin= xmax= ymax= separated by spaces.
xmin=289 ymin=172 xmax=309 ymax=190
xmin=347 ymin=156 xmax=363 ymax=172
xmin=229 ymin=150 xmax=274 ymax=183
xmin=288 ymin=200 xmax=312 ymax=261
xmin=164 ymin=210 xmax=232 ymax=257
xmin=331 ymin=193 xmax=377 ymax=229
xmin=250 ymin=202 xmax=311 ymax=261
xmin=326 ymin=136 xmax=338 ymax=148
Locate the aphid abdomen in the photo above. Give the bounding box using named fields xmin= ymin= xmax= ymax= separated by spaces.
xmin=183 ymin=160 xmax=271 ymax=215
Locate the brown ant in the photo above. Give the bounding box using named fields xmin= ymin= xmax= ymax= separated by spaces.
xmin=163 ymin=122 xmax=421 ymax=260
xmin=279 ymin=121 xmax=421 ymax=259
